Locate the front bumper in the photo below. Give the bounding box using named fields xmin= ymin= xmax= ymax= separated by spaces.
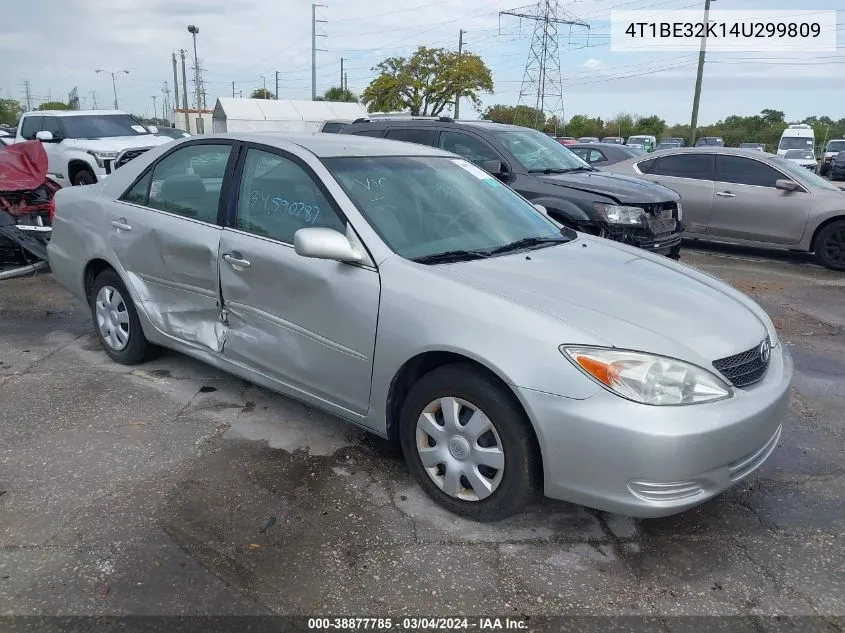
xmin=516 ymin=344 xmax=793 ymax=518
xmin=603 ymin=223 xmax=684 ymax=256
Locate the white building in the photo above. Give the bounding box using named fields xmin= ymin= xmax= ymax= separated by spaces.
xmin=211 ymin=98 xmax=368 ymax=133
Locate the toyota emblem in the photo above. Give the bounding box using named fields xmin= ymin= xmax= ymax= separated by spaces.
xmin=759 ymin=340 xmax=771 ymax=363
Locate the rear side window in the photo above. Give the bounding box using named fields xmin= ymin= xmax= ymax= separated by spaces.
xmin=321 ymin=122 xmax=345 ymax=133
xmin=385 ymin=127 xmax=435 ymax=146
xmin=121 ymin=172 xmax=152 ymax=205
xmin=716 ymin=155 xmax=782 ymax=188
xmin=146 ymin=144 xmax=232 ymax=223
xmin=636 ymin=158 xmax=658 ymax=173
xmin=349 ymin=128 xmax=385 ymax=138
xmin=650 ymin=154 xmax=715 ymax=180
xmin=20 ymin=116 xmax=43 ymax=140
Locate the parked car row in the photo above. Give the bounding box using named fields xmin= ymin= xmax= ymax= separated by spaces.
xmin=46 ymin=129 xmax=794 ymax=522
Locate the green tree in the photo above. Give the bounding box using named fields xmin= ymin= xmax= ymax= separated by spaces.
xmin=362 ymin=46 xmax=493 ymax=116
xmin=602 ymin=113 xmax=638 ymax=140
xmin=250 ymin=88 xmax=275 ymax=100
xmin=0 ymin=98 xmax=23 ymax=125
xmin=759 ymin=108 xmax=785 ymax=126
xmin=481 ymin=104 xmax=546 ymax=130
xmin=323 ymin=86 xmax=358 ymax=103
xmin=37 ymin=101 xmax=70 ymax=111
xmin=635 ymin=115 xmax=666 ymax=136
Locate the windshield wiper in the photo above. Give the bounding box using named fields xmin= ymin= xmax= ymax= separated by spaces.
xmin=483 ymin=235 xmax=569 ymax=256
xmin=411 ymin=250 xmax=490 ymax=265
xmin=528 ymin=166 xmax=596 ymax=174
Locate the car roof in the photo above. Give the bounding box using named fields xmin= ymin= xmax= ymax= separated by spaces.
xmin=570 ymin=142 xmax=628 ymax=148
xmin=208 ymin=132 xmax=454 ymax=158
xmin=25 ymin=109 xmax=131 ymax=117
xmin=638 ymin=147 xmax=777 ymax=158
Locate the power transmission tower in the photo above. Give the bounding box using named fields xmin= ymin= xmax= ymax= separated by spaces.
xmin=500 ymin=1 xmax=589 ymax=129
xmin=312 ymin=4 xmax=328 ymax=100
xmin=20 ymin=79 xmax=33 ymax=111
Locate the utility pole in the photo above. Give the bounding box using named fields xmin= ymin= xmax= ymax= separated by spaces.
xmin=21 ymin=80 xmax=33 ymax=111
xmin=91 ymin=92 xmax=98 ymax=109
xmin=95 ymin=69 xmax=129 ymax=110
xmin=151 ymin=95 xmax=158 ymax=120
xmin=275 ymin=70 xmax=280 ymax=100
xmin=500 ymin=1 xmax=589 ymax=129
xmin=344 ymin=72 xmax=348 ymax=93
xmin=340 ymin=57 xmax=344 ymax=90
xmin=162 ymin=81 xmax=172 ymax=123
xmin=180 ymin=49 xmax=190 ymax=132
xmin=688 ymin=0 xmax=712 ymax=146
xmin=454 ymin=30 xmax=464 ymax=118
xmin=172 ymin=53 xmax=180 ymax=122
xmin=312 ymin=4 xmax=328 ymax=101
xmin=232 ymin=81 xmax=236 ymax=98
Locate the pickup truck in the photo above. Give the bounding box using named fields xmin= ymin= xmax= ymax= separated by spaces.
xmin=14 ymin=110 xmax=172 ymax=187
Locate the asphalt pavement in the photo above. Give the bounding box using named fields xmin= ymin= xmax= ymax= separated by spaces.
xmin=1 ymin=246 xmax=844 ymax=632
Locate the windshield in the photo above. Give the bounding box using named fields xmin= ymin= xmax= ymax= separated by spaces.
xmin=627 ymin=136 xmax=651 ymax=144
xmin=773 ymin=158 xmax=840 ymax=191
xmin=784 ymin=149 xmax=815 ymax=160
xmin=627 ymin=147 xmax=647 ymax=156
xmin=324 ymin=156 xmax=572 ymax=260
xmin=61 ymin=114 xmax=149 ymax=139
xmin=826 ymin=141 xmax=845 ymax=153
xmin=494 ymin=129 xmax=591 ymax=172
xmin=778 ymin=136 xmax=814 ymax=151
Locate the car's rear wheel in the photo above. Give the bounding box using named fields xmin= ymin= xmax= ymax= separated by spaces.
xmin=814 ymin=220 xmax=845 ymax=271
xmin=73 ymin=169 xmax=96 ymax=186
xmin=399 ymin=364 xmax=539 ymax=521
xmin=89 ymin=269 xmax=152 ymax=364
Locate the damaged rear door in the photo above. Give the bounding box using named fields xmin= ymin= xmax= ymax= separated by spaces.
xmin=218 ymin=145 xmax=380 ymax=418
xmin=110 ymin=141 xmax=237 ymax=351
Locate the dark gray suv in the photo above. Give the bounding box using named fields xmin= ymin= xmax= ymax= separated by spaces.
xmin=340 ymin=118 xmax=685 ymax=258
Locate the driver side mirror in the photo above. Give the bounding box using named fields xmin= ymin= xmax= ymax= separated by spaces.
xmin=775 ymin=179 xmax=800 ymax=192
xmin=146 ymin=125 xmax=159 ymax=134
xmin=294 ymin=227 xmax=362 ymax=263
xmin=480 ymin=160 xmax=508 ymax=179
xmin=35 ymin=131 xmax=57 ymax=143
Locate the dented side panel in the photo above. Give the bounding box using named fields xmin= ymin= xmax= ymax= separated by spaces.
xmin=109 ymin=202 xmax=225 ymax=351
xmin=218 ymin=229 xmax=380 ymax=418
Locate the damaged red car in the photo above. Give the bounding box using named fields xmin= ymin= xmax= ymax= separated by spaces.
xmin=0 ymin=140 xmax=60 ymax=264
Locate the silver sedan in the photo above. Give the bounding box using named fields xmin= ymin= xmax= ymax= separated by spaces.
xmin=48 ymin=133 xmax=792 ymax=520
xmin=603 ymin=147 xmax=845 ymax=270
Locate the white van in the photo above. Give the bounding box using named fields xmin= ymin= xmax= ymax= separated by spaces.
xmin=777 ymin=123 xmax=815 ymax=157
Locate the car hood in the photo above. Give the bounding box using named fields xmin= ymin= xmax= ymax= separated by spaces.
xmin=61 ymin=136 xmax=172 ymax=152
xmin=429 ymin=236 xmax=768 ymax=366
xmin=536 ymin=170 xmax=679 ymax=204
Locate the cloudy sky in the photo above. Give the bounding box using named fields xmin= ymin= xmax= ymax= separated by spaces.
xmin=1 ymin=0 xmax=843 ymax=125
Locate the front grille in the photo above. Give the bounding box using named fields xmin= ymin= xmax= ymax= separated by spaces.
xmin=114 ymin=148 xmax=150 ymax=170
xmin=648 ymin=211 xmax=677 ymax=236
xmin=712 ymin=337 xmax=771 ymax=388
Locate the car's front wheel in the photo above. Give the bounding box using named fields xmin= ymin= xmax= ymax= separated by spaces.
xmin=73 ymin=169 xmax=97 ymax=186
xmin=399 ymin=364 xmax=539 ymax=521
xmin=89 ymin=269 xmax=152 ymax=364
xmin=814 ymin=220 xmax=845 ymax=271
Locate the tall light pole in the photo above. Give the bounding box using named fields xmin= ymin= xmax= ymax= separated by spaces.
xmin=187 ymin=24 xmax=202 ymax=132
xmin=151 ymin=95 xmax=157 ymax=120
xmin=95 ymin=69 xmax=129 ymax=110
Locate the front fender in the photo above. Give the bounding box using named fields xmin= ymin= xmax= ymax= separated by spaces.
xmin=531 ymin=196 xmax=595 ymax=228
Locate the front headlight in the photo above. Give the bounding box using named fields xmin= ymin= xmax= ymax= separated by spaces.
xmin=87 ymin=151 xmax=119 ymax=167
xmin=560 ymin=346 xmax=732 ymax=406
xmin=675 ymin=202 xmax=683 ymax=222
xmin=593 ymin=202 xmax=648 ymax=226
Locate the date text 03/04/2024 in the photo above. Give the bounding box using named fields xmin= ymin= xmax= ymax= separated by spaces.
xmin=306 ymin=617 xmax=529 ymax=631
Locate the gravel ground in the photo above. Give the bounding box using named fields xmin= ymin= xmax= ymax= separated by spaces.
xmin=0 ymin=245 xmax=843 ymax=632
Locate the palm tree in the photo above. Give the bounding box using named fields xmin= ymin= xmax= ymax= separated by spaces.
xmin=323 ymin=86 xmax=358 ymax=103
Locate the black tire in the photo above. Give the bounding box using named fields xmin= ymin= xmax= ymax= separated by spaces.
xmin=814 ymin=220 xmax=845 ymax=271
xmin=72 ymin=169 xmax=96 ymax=186
xmin=89 ymin=269 xmax=152 ymax=364
xmin=668 ymin=244 xmax=682 ymax=261
xmin=398 ymin=364 xmax=540 ymax=521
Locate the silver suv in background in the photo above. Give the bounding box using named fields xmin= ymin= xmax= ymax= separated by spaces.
xmin=604 ymin=147 xmax=845 ymax=270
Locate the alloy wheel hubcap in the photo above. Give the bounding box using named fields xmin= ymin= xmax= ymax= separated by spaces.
xmin=95 ymin=286 xmax=130 ymax=351
xmin=823 ymin=229 xmax=845 ymax=264
xmin=415 ymin=397 xmax=505 ymax=502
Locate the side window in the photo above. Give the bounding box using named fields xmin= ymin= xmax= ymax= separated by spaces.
xmin=438 ymin=130 xmax=499 ymax=165
xmin=20 ymin=116 xmax=43 ymax=140
xmin=650 ymin=154 xmax=715 ymax=180
xmin=589 ymin=150 xmax=605 ymax=163
xmin=349 ymin=129 xmax=385 ymax=138
xmin=717 ymin=155 xmax=782 ymax=188
xmin=570 ymin=148 xmax=589 ymax=161
xmin=121 ymin=171 xmax=153 ymax=205
xmin=636 ymin=157 xmax=658 ymax=174
xmin=385 ymin=127 xmax=435 ymax=146
xmin=236 ymin=148 xmax=345 ymax=244
xmin=41 ymin=116 xmax=64 ymax=139
xmin=146 ymin=144 xmax=232 ymax=223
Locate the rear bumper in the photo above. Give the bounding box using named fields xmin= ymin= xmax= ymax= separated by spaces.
xmin=516 ymin=344 xmax=792 ymax=518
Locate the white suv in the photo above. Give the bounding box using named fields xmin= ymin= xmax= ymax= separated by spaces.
xmin=15 ymin=110 xmax=172 ymax=187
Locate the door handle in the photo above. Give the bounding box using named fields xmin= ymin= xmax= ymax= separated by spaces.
xmin=111 ymin=219 xmax=132 ymax=231
xmin=716 ymin=191 xmax=736 ymax=198
xmin=222 ymin=253 xmax=251 ymax=268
